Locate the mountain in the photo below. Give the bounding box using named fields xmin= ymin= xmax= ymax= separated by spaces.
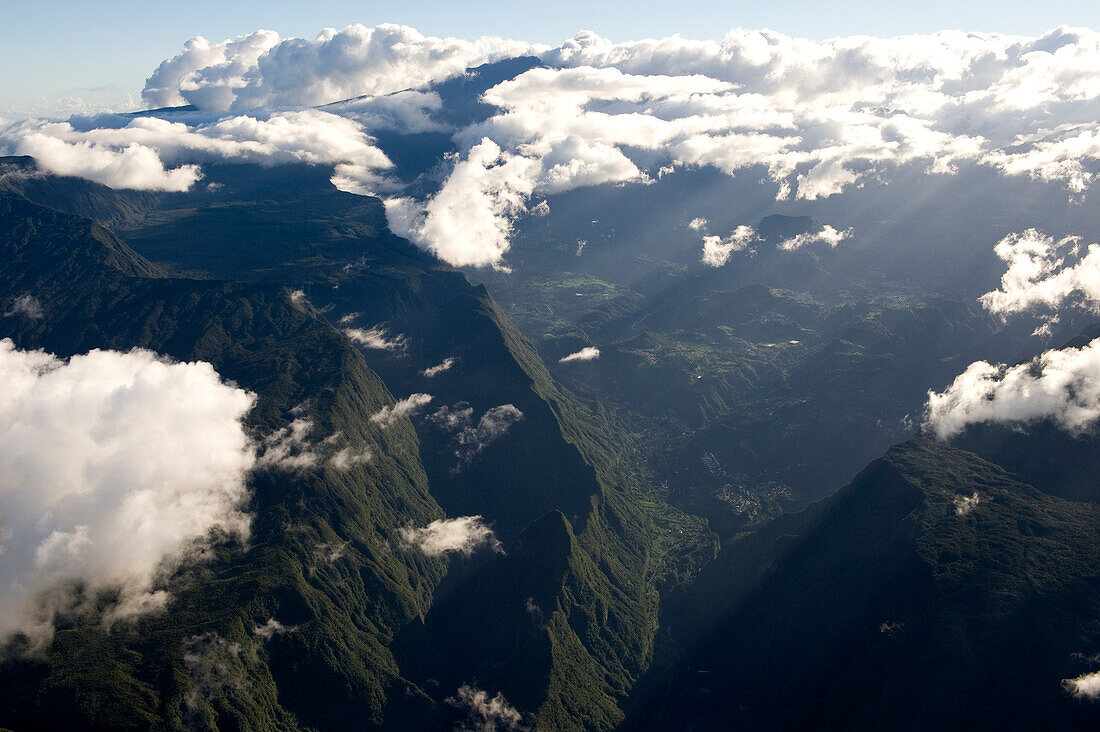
xmin=0 ymin=162 xmax=671 ymax=730
xmin=630 ymin=438 xmax=1100 ymax=729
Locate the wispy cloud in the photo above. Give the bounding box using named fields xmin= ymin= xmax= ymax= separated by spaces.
xmin=421 ymin=356 xmax=456 ymax=377
xmin=371 ymin=393 xmax=433 ymax=427
xmin=344 ymin=325 xmax=408 ymax=352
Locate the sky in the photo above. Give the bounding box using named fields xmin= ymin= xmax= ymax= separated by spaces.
xmin=2 ymin=0 xmax=1099 ymax=116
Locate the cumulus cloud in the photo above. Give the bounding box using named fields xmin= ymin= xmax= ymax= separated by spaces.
xmin=343 ymin=325 xmax=408 ymax=351
xmin=0 ymin=340 xmax=255 ymax=643
xmin=777 ymin=224 xmax=851 ymax=251
xmin=385 ymin=138 xmax=539 ymax=268
xmin=145 ymin=24 xmax=541 ymax=112
xmin=371 ymin=393 xmax=433 ymax=427
xmin=559 ymin=346 xmax=600 ymax=363
xmin=701 ymin=225 xmax=759 ymax=266
xmin=924 ymin=337 xmax=1100 ymax=439
xmin=1064 ymin=670 xmax=1100 ymax=699
xmin=4 ymin=294 xmax=44 ymax=320
xmin=401 ymin=516 xmax=502 ymax=556
xmin=980 ymin=229 xmax=1100 ymax=319
xmin=421 ymin=356 xmax=456 ymax=377
xmin=0 ymin=110 xmax=394 ymax=193
xmin=448 ymin=684 xmax=526 ymax=731
xmin=688 ymin=217 xmax=708 ymax=231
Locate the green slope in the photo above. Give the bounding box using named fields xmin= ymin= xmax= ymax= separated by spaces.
xmin=632 ymin=438 xmax=1100 ymax=729
xmin=0 ymin=191 xmax=449 ymax=730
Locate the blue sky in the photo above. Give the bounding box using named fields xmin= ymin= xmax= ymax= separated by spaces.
xmin=3 ymin=0 xmax=1099 ymax=116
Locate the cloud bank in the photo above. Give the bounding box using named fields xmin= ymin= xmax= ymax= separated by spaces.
xmin=0 ymin=340 xmax=255 ymax=643
xmin=924 ymin=338 xmax=1100 ymax=439
xmin=0 ymin=110 xmax=395 ymax=193
xmin=12 ymin=24 xmax=1100 ymax=268
xmin=401 ymin=516 xmax=502 ymax=556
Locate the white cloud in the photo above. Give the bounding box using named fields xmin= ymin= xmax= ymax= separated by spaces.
xmin=559 ymin=346 xmax=600 ymax=363
xmin=371 ymin=393 xmax=433 ymax=427
xmin=145 ymin=24 xmax=542 ymax=112
xmin=980 ymin=229 xmax=1100 ymax=319
xmin=0 ymin=340 xmax=255 ymax=643
xmin=387 ymin=138 xmax=539 ymax=269
xmin=688 ymin=217 xmax=708 ymax=231
xmin=401 ymin=516 xmax=502 ymax=557
xmin=448 ymin=684 xmax=525 ymax=731
xmin=343 ymin=325 xmax=408 ymax=351
xmin=253 ymin=618 xmax=295 ymax=640
xmin=142 ymin=30 xmax=281 ymax=110
xmin=454 ymin=405 xmax=523 ymax=465
xmin=383 ymin=26 xmax=1100 ymax=267
xmin=777 ymin=224 xmax=852 ymax=251
xmin=701 ymin=225 xmax=758 ymax=266
xmin=924 ymin=337 xmax=1100 ymax=439
xmin=954 ymin=492 xmax=982 ymax=516
xmin=0 ymin=110 xmax=394 ymax=193
xmin=329 ymin=446 xmax=372 ymax=469
xmin=325 ymin=90 xmax=450 ymax=134
xmin=421 ymin=356 xmax=456 ymax=377
xmin=15 ymin=24 xmax=1100 ymax=268
xmin=4 ymin=294 xmax=44 ymax=320
xmin=429 ymin=403 xmax=523 ymax=467
xmin=254 ymin=418 xmax=319 ymax=471
xmin=1064 ymin=670 xmax=1100 ymax=699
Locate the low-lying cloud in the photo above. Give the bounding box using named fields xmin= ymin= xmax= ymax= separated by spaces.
xmin=371 ymin=393 xmax=433 ymax=427
xmin=343 ymin=325 xmax=408 ymax=352
xmin=924 ymin=337 xmax=1100 ymax=439
xmin=0 ymin=110 xmax=394 ymax=193
xmin=4 ymin=294 xmax=44 ymax=320
xmin=429 ymin=403 xmax=524 ymax=468
xmin=421 ymin=356 xmax=456 ymax=377
xmin=559 ymin=346 xmax=600 ymax=363
xmin=448 ymin=683 xmax=526 ymax=731
xmin=777 ymin=224 xmax=851 ymax=251
xmin=401 ymin=516 xmax=502 ymax=556
xmin=0 ymin=340 xmax=255 ymax=643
